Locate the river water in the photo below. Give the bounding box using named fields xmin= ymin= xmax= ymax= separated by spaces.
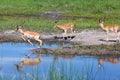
xmin=0 ymin=42 xmax=120 ymax=80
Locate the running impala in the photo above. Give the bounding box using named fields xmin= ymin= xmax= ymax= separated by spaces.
xmin=99 ymin=19 xmax=119 ymax=42
xmin=15 ymin=54 xmax=41 ymax=70
xmin=54 ymin=21 xmax=76 ymax=35
xmin=16 ymin=25 xmax=42 ymax=47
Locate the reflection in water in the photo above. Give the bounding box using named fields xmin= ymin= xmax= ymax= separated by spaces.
xmin=53 ymin=54 xmax=74 ymax=61
xmin=98 ymin=57 xmax=119 ymax=68
xmin=1 ymin=42 xmax=120 ymax=80
xmin=15 ymin=54 xmax=41 ymax=70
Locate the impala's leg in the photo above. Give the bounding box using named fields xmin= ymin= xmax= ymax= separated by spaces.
xmin=116 ymin=32 xmax=119 ymax=41
xmin=63 ymin=30 xmax=67 ymax=38
xmin=115 ymin=30 xmax=119 ymax=41
xmin=27 ymin=39 xmax=33 ymax=45
xmin=98 ymin=59 xmax=103 ymax=68
xmin=64 ymin=30 xmax=67 ymax=35
xmin=118 ymin=32 xmax=120 ymax=41
xmin=21 ymin=35 xmax=26 ymax=41
xmin=37 ymin=39 xmax=42 ymax=47
xmin=35 ymin=37 xmax=42 ymax=47
xmin=106 ymin=31 xmax=109 ymax=42
xmin=71 ymin=28 xmax=75 ymax=33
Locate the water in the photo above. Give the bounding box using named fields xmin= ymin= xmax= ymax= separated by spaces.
xmin=0 ymin=42 xmax=120 ymax=80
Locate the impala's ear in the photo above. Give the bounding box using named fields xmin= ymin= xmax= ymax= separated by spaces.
xmin=16 ymin=25 xmax=23 ymax=30
xmin=14 ymin=64 xmax=21 ymax=71
xmin=55 ymin=20 xmax=58 ymax=23
xmin=99 ymin=19 xmax=102 ymax=23
xmin=103 ymin=17 xmax=106 ymax=22
xmin=16 ymin=25 xmax=19 ymax=27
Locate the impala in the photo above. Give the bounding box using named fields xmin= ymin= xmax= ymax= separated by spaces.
xmin=16 ymin=25 xmax=42 ymax=47
xmin=15 ymin=54 xmax=41 ymax=70
xmin=99 ymin=19 xmax=119 ymax=42
xmin=54 ymin=21 xmax=76 ymax=35
xmin=98 ymin=57 xmax=118 ymax=68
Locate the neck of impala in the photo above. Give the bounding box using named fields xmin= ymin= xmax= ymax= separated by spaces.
xmin=18 ymin=29 xmax=24 ymax=33
xmin=99 ymin=22 xmax=105 ymax=30
xmin=55 ymin=24 xmax=63 ymax=29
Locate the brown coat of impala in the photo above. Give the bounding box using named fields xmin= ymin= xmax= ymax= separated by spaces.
xmin=15 ymin=54 xmax=41 ymax=70
xmin=16 ymin=25 xmax=42 ymax=47
xmin=54 ymin=21 xmax=76 ymax=35
xmin=98 ymin=57 xmax=118 ymax=68
xmin=99 ymin=19 xmax=119 ymax=42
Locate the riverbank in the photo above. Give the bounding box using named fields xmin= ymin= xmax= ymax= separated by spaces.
xmin=0 ymin=29 xmax=120 ymax=56
xmin=0 ymin=29 xmax=119 ymax=45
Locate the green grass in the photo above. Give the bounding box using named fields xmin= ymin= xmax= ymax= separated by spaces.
xmin=0 ymin=16 xmax=120 ymax=32
xmin=0 ymin=0 xmax=120 ymax=16
xmin=0 ymin=0 xmax=120 ymax=31
xmin=0 ymin=62 xmax=100 ymax=80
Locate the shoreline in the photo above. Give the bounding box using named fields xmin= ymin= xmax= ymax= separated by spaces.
xmin=0 ymin=29 xmax=120 ymax=57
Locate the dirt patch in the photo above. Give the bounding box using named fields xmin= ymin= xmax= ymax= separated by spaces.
xmin=0 ymin=29 xmax=119 ymax=45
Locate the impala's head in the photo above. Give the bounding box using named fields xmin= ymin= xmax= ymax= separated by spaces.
xmin=15 ymin=64 xmax=22 ymax=70
xmin=16 ymin=25 xmax=22 ymax=31
xmin=99 ymin=19 xmax=104 ymax=26
xmin=54 ymin=21 xmax=58 ymax=28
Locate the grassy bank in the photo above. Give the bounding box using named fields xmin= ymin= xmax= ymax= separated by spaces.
xmin=0 ymin=16 xmax=120 ymax=32
xmin=0 ymin=0 xmax=120 ymax=16
xmin=0 ymin=16 xmax=97 ymax=31
xmin=0 ymin=0 xmax=120 ymax=31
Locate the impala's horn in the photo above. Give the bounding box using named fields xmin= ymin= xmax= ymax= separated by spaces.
xmin=103 ymin=17 xmax=106 ymax=22
xmin=19 ymin=21 xmax=25 ymax=26
xmin=16 ymin=25 xmax=19 ymax=29
xmin=16 ymin=25 xmax=19 ymax=31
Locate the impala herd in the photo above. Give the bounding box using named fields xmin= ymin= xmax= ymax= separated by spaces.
xmin=14 ymin=19 xmax=120 ymax=70
xmin=16 ymin=19 xmax=120 ymax=47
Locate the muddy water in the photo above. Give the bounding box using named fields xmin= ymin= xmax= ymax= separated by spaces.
xmin=0 ymin=42 xmax=120 ymax=80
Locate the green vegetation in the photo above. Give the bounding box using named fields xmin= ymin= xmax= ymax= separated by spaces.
xmin=0 ymin=16 xmax=98 ymax=31
xmin=0 ymin=16 xmax=55 ymax=31
xmin=0 ymin=16 xmax=120 ymax=32
xmin=0 ymin=0 xmax=120 ymax=16
xmin=0 ymin=63 xmax=100 ymax=80
xmin=0 ymin=0 xmax=120 ymax=31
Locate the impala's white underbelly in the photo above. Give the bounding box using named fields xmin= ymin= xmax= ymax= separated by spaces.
xmin=26 ymin=35 xmax=34 ymax=39
xmin=110 ymin=28 xmax=114 ymax=31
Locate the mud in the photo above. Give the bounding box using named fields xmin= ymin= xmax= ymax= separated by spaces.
xmin=30 ymin=44 xmax=120 ymax=57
